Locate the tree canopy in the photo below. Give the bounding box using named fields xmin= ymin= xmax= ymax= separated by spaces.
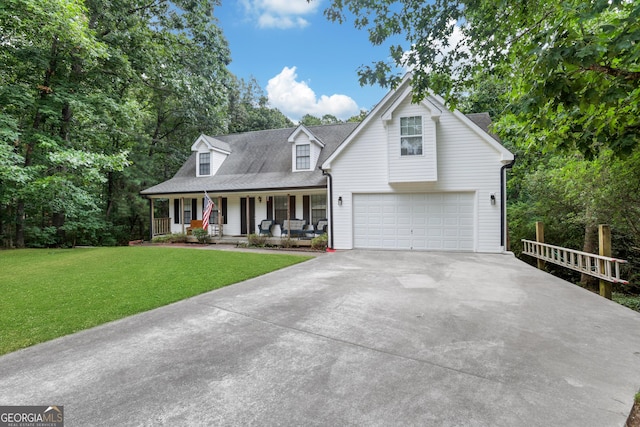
xmin=323 ymin=0 xmax=640 ymax=157
xmin=0 ymin=0 xmax=233 ymax=247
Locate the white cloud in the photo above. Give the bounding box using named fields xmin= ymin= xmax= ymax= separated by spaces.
xmin=402 ymin=21 xmax=471 ymax=75
xmin=266 ymin=66 xmax=360 ymax=121
xmin=258 ymin=14 xmax=309 ymax=30
xmin=241 ymin=0 xmax=320 ymax=29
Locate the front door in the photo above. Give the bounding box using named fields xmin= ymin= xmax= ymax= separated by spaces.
xmin=240 ymin=197 xmax=256 ymax=235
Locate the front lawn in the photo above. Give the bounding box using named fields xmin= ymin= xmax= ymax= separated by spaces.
xmin=0 ymin=247 xmax=311 ymax=355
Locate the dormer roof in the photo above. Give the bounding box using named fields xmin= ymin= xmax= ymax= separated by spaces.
xmin=191 ymin=134 xmax=231 ymax=154
xmin=140 ymin=123 xmax=358 ymax=195
xmin=288 ymin=125 xmax=325 ymax=147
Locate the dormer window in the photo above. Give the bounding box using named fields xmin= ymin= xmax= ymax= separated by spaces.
xmin=199 ymin=152 xmax=210 ymax=175
xmin=296 ymin=144 xmax=310 ymax=170
xmin=192 ymin=135 xmax=230 ymax=177
xmin=289 ymin=125 xmax=324 ymax=172
xmin=400 ymin=116 xmax=423 ymax=156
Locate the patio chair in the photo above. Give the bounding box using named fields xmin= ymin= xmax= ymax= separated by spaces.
xmin=258 ymin=219 xmax=274 ymax=236
xmin=315 ymin=219 xmax=328 ymax=235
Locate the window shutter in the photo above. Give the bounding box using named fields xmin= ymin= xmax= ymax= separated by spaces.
xmin=289 ymin=195 xmax=296 ymax=219
xmin=303 ymin=195 xmax=310 ymax=223
xmin=222 ymin=198 xmax=228 ymax=224
xmin=266 ymin=196 xmax=273 ymax=220
xmin=192 ymin=199 xmax=198 ymax=220
xmin=174 ymin=199 xmax=180 ymax=224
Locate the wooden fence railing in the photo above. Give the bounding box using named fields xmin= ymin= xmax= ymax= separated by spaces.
xmin=521 ymin=239 xmax=628 ymax=284
xmin=521 ymin=222 xmax=629 ymax=300
xmin=153 ymin=218 xmax=170 ymax=236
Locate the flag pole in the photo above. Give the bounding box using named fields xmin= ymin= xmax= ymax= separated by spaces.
xmin=202 ymin=191 xmax=214 ymax=236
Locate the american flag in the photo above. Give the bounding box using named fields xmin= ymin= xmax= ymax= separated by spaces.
xmin=202 ymin=192 xmax=214 ymax=230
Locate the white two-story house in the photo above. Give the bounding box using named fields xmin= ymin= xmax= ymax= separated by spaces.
xmin=141 ymin=74 xmax=515 ymax=252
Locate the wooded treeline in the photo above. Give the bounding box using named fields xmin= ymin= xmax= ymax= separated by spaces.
xmin=0 ymin=0 xmax=292 ymax=248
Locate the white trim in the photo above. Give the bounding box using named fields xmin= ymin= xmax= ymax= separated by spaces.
xmin=190 ymin=134 xmax=231 ymax=155
xmin=322 ymin=74 xmax=413 ymax=170
xmin=323 ymin=73 xmax=513 ymax=169
xmin=293 ymin=142 xmax=312 ymax=172
xmin=430 ymin=94 xmax=514 ymax=162
xmin=196 ymin=152 xmax=211 ymax=177
xmin=381 ymin=87 xmax=442 ymax=124
xmin=288 ymin=125 xmax=325 ymax=148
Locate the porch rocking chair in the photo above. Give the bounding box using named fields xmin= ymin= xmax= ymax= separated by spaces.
xmin=258 ymin=219 xmax=274 ymax=236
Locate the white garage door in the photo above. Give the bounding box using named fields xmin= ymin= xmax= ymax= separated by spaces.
xmin=353 ymin=193 xmax=475 ymax=251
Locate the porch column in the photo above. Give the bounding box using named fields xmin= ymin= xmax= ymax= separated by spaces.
xmin=180 ymin=197 xmax=185 ymax=234
xmin=246 ymin=195 xmax=250 ymax=235
xmin=149 ymin=198 xmax=154 ymax=241
xmin=217 ymin=196 xmax=223 ymax=237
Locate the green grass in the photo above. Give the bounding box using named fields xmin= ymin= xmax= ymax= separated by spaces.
xmin=613 ymin=292 xmax=640 ymax=312
xmin=0 ymin=247 xmax=311 ymax=355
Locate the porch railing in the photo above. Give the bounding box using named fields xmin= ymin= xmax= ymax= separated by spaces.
xmin=521 ymin=239 xmax=628 ymax=284
xmin=153 ymin=218 xmax=170 ymax=236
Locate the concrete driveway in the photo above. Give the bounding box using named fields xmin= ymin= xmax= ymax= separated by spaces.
xmin=1 ymin=250 xmax=639 ymax=426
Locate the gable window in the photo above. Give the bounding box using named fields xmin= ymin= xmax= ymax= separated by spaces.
xmin=199 ymin=152 xmax=210 ymax=175
xmin=400 ymin=116 xmax=423 ymax=156
xmin=296 ymin=144 xmax=310 ymax=170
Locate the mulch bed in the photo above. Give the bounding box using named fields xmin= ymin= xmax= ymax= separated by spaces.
xmin=628 ymin=400 xmax=640 ymax=427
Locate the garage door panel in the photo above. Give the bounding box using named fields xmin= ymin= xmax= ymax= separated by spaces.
xmin=354 ymin=192 xmax=475 ymax=251
xmin=459 ymin=218 xmax=474 ymax=227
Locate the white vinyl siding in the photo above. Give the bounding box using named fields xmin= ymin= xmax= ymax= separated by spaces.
xmin=330 ymin=96 xmax=505 ymax=252
xmin=291 ymin=132 xmax=322 ymax=172
xmin=388 ymin=98 xmax=437 ymax=183
xmin=195 ymin=147 xmax=228 ymax=177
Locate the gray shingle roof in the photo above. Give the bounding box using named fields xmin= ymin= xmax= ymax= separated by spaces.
xmin=141 ymin=122 xmax=359 ymax=196
xmin=141 ymin=112 xmax=500 ymax=197
xmin=465 ymin=112 xmax=500 ymax=141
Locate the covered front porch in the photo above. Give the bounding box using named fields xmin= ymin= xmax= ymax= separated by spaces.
xmin=147 ymin=189 xmax=328 ymax=241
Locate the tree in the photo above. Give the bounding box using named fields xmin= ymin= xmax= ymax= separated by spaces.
xmin=0 ymin=0 xmax=129 ymax=247
xmin=346 ymin=110 xmax=369 ymax=122
xmin=84 ymin=0 xmax=234 ymax=242
xmin=0 ymin=0 xmax=234 ymax=247
xmin=323 ymin=0 xmax=640 ymax=157
xmin=299 ymin=114 xmax=343 ymax=126
xmin=227 ymin=77 xmax=293 ymax=133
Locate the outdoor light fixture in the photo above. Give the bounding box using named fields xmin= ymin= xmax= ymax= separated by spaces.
xmin=490 ymin=194 xmax=496 ymax=205
xmin=338 ymin=196 xmax=343 ymax=206
xmin=258 ymin=196 xmax=262 ymax=203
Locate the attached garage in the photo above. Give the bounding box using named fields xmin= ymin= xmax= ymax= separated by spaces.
xmin=353 ymin=193 xmax=475 ymax=251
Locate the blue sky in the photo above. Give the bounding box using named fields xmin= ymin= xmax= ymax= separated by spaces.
xmin=213 ymin=0 xmax=401 ymax=122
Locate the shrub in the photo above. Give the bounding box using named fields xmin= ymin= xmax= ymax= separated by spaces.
xmin=169 ymin=233 xmax=187 ymax=243
xmin=151 ymin=233 xmax=187 ymax=244
xmin=191 ymin=228 xmax=210 ymax=244
xmin=151 ymin=234 xmax=173 ymax=243
xmin=311 ymin=233 xmax=328 ymax=251
xmin=280 ymin=236 xmax=294 ymax=248
xmin=247 ymin=233 xmax=268 ymax=247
